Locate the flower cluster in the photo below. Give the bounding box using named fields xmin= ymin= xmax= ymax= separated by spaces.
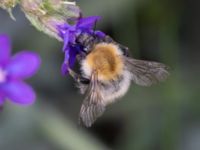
xmin=1 ymin=0 xmax=106 ymax=76
xmin=19 ymin=0 xmax=81 ymax=41
xmin=58 ymin=16 xmax=106 ymax=74
xmin=0 ymin=34 xmax=40 ymax=107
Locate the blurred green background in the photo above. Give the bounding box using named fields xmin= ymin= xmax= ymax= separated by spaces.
xmin=0 ymin=0 xmax=200 ymax=150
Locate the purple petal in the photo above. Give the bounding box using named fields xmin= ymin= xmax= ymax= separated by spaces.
xmin=65 ymin=47 xmax=77 ymax=68
xmin=2 ymin=81 xmax=36 ymax=105
xmin=69 ymin=46 xmax=77 ymax=67
xmin=78 ymin=16 xmax=101 ymax=29
xmin=65 ymin=48 xmax=70 ymax=62
xmin=61 ymin=62 xmax=69 ymax=75
xmin=95 ymin=31 xmax=106 ymax=38
xmin=63 ymin=30 xmax=69 ymax=51
xmin=61 ymin=48 xmax=70 ymax=75
xmin=61 ymin=46 xmax=77 ymax=75
xmin=58 ymin=23 xmax=76 ymax=33
xmin=60 ymin=23 xmax=71 ymax=29
xmin=6 ymin=51 xmax=41 ymax=79
xmin=0 ymin=92 xmax=5 ymax=106
xmin=0 ymin=34 xmax=11 ymax=66
xmin=57 ymin=23 xmax=71 ymax=40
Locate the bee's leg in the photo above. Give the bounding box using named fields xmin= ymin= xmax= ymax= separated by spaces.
xmin=68 ymin=68 xmax=90 ymax=84
xmin=103 ymin=35 xmax=130 ymax=56
xmin=118 ymin=44 xmax=130 ymax=57
xmin=103 ymin=35 xmax=114 ymax=43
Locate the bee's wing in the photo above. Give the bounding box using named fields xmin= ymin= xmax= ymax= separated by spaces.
xmin=79 ymin=72 xmax=105 ymax=127
xmin=124 ymin=57 xmax=170 ymax=86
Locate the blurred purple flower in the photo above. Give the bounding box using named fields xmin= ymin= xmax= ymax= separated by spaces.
xmin=58 ymin=16 xmax=105 ymax=75
xmin=0 ymin=34 xmax=41 ymax=106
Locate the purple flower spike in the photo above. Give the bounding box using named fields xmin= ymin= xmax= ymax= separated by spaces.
xmin=59 ymin=16 xmax=101 ymax=51
xmin=58 ymin=16 xmax=103 ymax=74
xmin=0 ymin=34 xmax=41 ymax=106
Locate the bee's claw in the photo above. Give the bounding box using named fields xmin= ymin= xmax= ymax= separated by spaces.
xmin=118 ymin=44 xmax=130 ymax=57
xmin=68 ymin=68 xmax=79 ymax=80
xmin=68 ymin=68 xmax=90 ymax=84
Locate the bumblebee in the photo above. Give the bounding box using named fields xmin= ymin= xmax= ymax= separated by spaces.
xmin=68 ymin=32 xmax=169 ymax=127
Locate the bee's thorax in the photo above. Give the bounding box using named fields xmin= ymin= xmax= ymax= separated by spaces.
xmin=81 ymin=43 xmax=124 ymax=81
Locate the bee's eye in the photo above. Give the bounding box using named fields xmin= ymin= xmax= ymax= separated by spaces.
xmin=83 ymin=47 xmax=88 ymax=52
xmin=82 ymin=47 xmax=92 ymax=54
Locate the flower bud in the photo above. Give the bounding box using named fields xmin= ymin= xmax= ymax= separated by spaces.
xmin=20 ymin=0 xmax=80 ymax=41
xmin=0 ymin=0 xmax=18 ymax=20
xmin=0 ymin=0 xmax=18 ymax=9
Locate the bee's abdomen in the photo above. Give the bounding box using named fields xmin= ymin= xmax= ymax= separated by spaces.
xmin=82 ymin=43 xmax=124 ymax=81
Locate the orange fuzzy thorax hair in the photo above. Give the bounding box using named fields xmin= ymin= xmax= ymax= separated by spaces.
xmin=85 ymin=43 xmax=124 ymax=81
